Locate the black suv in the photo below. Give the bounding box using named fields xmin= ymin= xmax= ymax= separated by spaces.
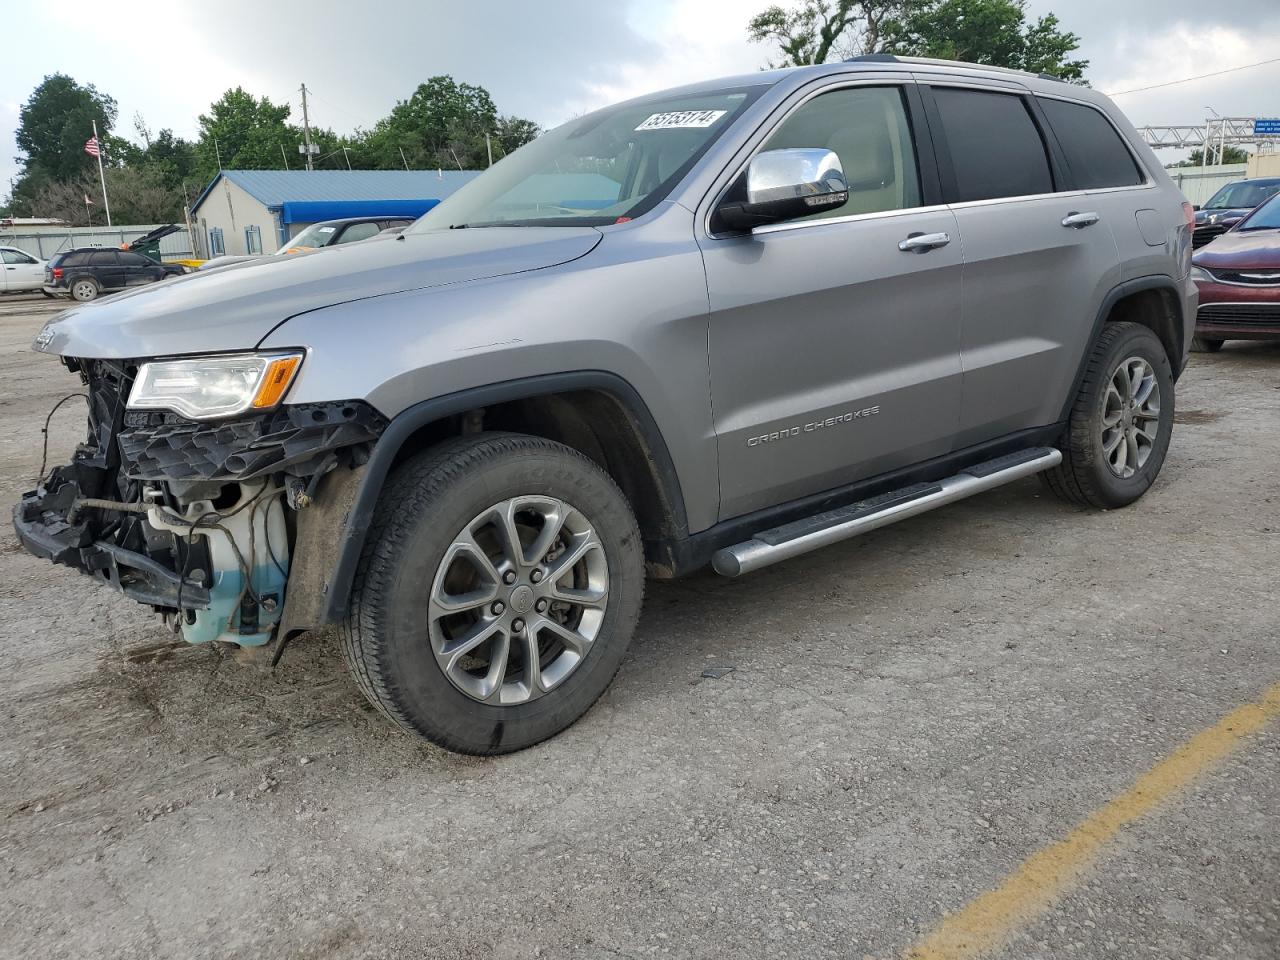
xmin=1193 ymin=177 xmax=1280 ymax=248
xmin=45 ymin=248 xmax=185 ymax=302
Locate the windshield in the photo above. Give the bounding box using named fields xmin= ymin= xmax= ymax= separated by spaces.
xmin=1204 ymin=181 xmax=1280 ymax=210
xmin=1239 ymin=192 xmax=1280 ymax=231
xmin=412 ymin=86 xmax=764 ymax=230
xmin=276 ymin=222 xmax=339 ymax=254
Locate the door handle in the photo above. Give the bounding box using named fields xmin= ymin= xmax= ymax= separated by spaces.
xmin=899 ymin=232 xmax=951 ymax=253
xmin=1062 ymin=211 xmax=1101 ymax=229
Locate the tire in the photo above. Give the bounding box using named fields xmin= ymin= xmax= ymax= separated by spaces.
xmin=1042 ymin=321 xmax=1174 ymax=509
xmin=70 ymin=277 xmax=99 ymax=302
xmin=341 ymin=433 xmax=645 ymax=755
xmin=1191 ymin=336 xmax=1224 ymax=353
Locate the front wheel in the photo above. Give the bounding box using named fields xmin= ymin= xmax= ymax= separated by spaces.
xmin=341 ymin=433 xmax=645 ymax=755
xmin=1042 ymin=322 xmax=1174 ymax=509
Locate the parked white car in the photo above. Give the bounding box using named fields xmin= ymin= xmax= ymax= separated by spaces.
xmin=0 ymin=247 xmax=48 ymax=294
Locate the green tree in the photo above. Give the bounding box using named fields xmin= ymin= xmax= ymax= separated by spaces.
xmin=492 ymin=115 xmax=542 ymax=161
xmin=14 ymin=74 xmax=118 ymax=183
xmin=1174 ymin=145 xmax=1249 ymax=167
xmin=748 ymin=1 xmax=907 ymax=67
xmin=891 ymin=0 xmax=1088 ymax=81
xmin=747 ymin=0 xmax=1088 ymax=81
xmin=194 ymin=88 xmax=295 ymax=182
xmin=364 ymin=76 xmax=505 ymax=170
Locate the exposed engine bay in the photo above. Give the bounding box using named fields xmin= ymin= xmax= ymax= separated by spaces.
xmin=13 ymin=357 xmax=386 ymax=647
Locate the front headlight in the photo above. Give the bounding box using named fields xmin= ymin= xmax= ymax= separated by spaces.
xmin=1190 ymin=265 xmax=1214 ymax=284
xmin=128 ymin=353 xmax=303 ymax=420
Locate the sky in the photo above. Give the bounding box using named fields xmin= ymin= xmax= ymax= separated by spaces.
xmin=4 ymin=0 xmax=1280 ymax=200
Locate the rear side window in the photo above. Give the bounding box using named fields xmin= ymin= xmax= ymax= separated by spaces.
xmin=89 ymin=251 xmax=118 ymax=266
xmin=1039 ymin=98 xmax=1144 ymax=189
xmin=931 ymin=88 xmax=1053 ymax=202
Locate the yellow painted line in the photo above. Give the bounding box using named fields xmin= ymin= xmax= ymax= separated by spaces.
xmin=905 ymin=680 xmax=1280 ymax=960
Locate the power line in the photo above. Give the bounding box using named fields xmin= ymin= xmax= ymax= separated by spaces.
xmin=1107 ymin=56 xmax=1280 ymax=97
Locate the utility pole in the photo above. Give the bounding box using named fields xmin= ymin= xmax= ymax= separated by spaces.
xmin=485 ymin=132 xmax=493 ymax=168
xmin=300 ymin=83 xmax=314 ymax=172
xmin=214 ymin=137 xmax=223 ymax=172
xmin=398 ymin=146 xmax=410 ymax=171
xmin=280 ymin=143 xmax=290 ymax=170
xmin=342 ymin=146 xmax=352 ymax=171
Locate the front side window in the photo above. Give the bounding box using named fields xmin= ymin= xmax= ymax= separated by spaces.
xmin=1204 ymin=181 xmax=1280 ymax=211
xmin=118 ymin=252 xmax=151 ymax=266
xmin=757 ymin=85 xmax=922 ymax=221
xmin=335 ymin=222 xmax=379 ymax=244
xmin=1039 ymin=98 xmax=1144 ymax=190
xmin=413 ymin=85 xmax=764 ymax=229
xmin=932 ymin=87 xmax=1053 ymax=202
xmin=2 ymin=249 xmax=37 ymax=265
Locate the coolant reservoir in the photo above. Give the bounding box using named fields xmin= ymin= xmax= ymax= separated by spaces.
xmin=148 ymin=482 xmax=290 ymax=646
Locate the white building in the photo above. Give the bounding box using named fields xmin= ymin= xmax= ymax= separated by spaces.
xmin=189 ymin=169 xmax=478 ymax=257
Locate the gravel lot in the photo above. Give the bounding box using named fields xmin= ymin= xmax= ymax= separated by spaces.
xmin=1 ymin=292 xmax=1276 ymax=960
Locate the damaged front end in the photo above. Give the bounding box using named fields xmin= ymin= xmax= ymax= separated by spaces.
xmin=14 ymin=357 xmax=386 ymax=647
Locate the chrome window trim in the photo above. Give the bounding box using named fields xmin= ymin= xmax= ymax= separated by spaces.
xmin=700 ymin=73 xmax=923 ymax=241
xmin=750 ymin=202 xmax=953 ymax=236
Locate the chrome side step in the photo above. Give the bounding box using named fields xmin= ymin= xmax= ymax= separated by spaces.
xmin=712 ymin=447 xmax=1062 ymax=577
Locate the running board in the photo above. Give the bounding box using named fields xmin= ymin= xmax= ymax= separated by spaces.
xmin=712 ymin=447 xmax=1062 ymax=577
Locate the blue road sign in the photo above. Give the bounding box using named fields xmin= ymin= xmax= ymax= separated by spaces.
xmin=1253 ymin=119 xmax=1280 ymax=136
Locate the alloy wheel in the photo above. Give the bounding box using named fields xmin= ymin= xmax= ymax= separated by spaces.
xmin=1101 ymin=356 xmax=1161 ymax=479
xmin=427 ymin=496 xmax=609 ymax=705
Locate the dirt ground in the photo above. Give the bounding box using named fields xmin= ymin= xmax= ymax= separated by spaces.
xmin=0 ymin=292 xmax=1276 ymax=960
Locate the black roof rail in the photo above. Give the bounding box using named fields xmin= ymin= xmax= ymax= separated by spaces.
xmin=845 ymin=54 xmax=901 ymax=63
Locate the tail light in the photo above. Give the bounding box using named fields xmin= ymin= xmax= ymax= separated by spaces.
xmin=51 ymin=267 xmax=63 ymax=280
xmin=1181 ymin=201 xmax=1196 ymax=234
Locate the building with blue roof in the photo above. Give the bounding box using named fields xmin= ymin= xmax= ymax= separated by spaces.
xmin=189 ymin=169 xmax=479 ymax=257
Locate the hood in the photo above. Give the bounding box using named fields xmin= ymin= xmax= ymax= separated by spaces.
xmin=1193 ymin=228 xmax=1280 ymax=270
xmin=1196 ymin=208 xmax=1250 ymax=226
xmin=34 ymin=227 xmax=602 ymax=359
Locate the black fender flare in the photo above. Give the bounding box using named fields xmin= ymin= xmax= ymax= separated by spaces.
xmin=1057 ymin=275 xmax=1188 ymax=425
xmin=320 ymin=371 xmax=688 ymax=623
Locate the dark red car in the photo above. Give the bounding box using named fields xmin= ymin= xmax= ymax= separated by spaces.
xmin=1190 ymin=192 xmax=1280 ymax=351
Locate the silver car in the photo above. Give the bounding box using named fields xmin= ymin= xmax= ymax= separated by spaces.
xmin=16 ymin=57 xmax=1196 ymax=754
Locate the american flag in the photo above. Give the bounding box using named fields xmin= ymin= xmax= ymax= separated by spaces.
xmin=84 ymin=136 xmax=102 ymax=157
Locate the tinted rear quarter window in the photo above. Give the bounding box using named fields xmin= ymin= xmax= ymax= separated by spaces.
xmin=931 ymin=87 xmax=1053 ymax=202
xmin=1039 ymin=98 xmax=1144 ymax=189
xmin=59 ymin=252 xmax=89 ymax=267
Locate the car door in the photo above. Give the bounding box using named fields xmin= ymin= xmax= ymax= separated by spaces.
xmin=88 ymin=250 xmax=125 ymax=289
xmin=1 ymin=249 xmax=45 ymax=290
xmin=698 ymin=81 xmax=964 ymax=519
xmin=920 ymin=82 xmax=1122 ymax=446
xmin=117 ymin=251 xmax=157 ymax=285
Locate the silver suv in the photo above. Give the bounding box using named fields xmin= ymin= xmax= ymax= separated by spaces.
xmin=16 ymin=58 xmax=1196 ymax=754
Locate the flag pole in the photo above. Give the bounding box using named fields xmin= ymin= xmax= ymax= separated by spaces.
xmin=92 ymin=119 xmax=112 ymax=227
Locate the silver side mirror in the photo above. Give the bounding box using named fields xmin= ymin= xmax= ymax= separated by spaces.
xmin=718 ymin=148 xmax=849 ymax=231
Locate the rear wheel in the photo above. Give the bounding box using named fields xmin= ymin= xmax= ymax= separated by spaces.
xmin=1191 ymin=336 xmax=1224 ymax=353
xmin=1043 ymin=322 xmax=1174 ymax=509
xmin=70 ymin=278 xmax=99 ymax=302
xmin=341 ymin=433 xmax=645 ymax=755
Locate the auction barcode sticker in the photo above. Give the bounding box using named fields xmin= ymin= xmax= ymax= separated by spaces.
xmin=635 ymin=110 xmax=727 ymax=131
